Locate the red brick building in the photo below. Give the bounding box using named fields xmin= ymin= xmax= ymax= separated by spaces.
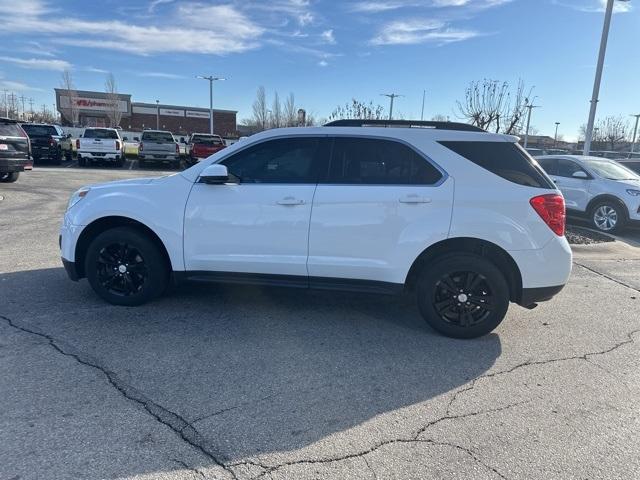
xmin=55 ymin=89 xmax=237 ymax=137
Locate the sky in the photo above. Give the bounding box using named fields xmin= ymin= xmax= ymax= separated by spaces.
xmin=0 ymin=0 xmax=638 ymax=140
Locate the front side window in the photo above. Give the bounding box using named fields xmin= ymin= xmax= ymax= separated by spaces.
xmin=536 ymin=158 xmax=557 ymax=175
xmin=556 ymin=159 xmax=588 ymax=178
xmin=326 ymin=137 xmax=443 ymax=185
xmin=221 ymin=137 xmax=321 ymax=184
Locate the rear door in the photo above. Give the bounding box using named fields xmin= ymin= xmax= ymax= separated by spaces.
xmin=551 ymin=158 xmax=591 ymax=211
xmin=308 ymin=136 xmax=453 ymax=286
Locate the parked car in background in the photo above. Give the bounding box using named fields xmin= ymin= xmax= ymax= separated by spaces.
xmin=138 ymin=130 xmax=180 ymax=168
xmin=0 ymin=118 xmax=31 ymax=183
xmin=186 ymin=133 xmax=226 ymax=165
xmin=617 ymin=158 xmax=640 ymax=175
xmin=77 ymin=128 xmax=124 ymax=167
xmin=536 ymin=155 xmax=640 ymax=233
xmin=122 ymin=135 xmax=140 ymax=158
xmin=20 ymin=123 xmax=67 ymax=165
xmin=53 ymin=125 xmax=74 ymax=161
xmin=60 ymin=119 xmax=572 ymax=339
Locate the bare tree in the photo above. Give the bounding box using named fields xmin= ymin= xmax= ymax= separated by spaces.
xmin=597 ymin=115 xmax=629 ymax=151
xmin=456 ymin=79 xmax=534 ymax=134
xmin=60 ymin=69 xmax=79 ymax=126
xmin=328 ymin=99 xmax=386 ymax=121
xmin=431 ymin=114 xmax=448 ymax=122
xmin=252 ymin=86 xmax=268 ymax=131
xmin=104 ymin=73 xmax=122 ymax=128
xmin=284 ymin=93 xmax=297 ymax=127
xmin=271 ymin=91 xmax=282 ymax=128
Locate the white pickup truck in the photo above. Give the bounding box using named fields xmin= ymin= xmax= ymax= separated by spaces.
xmin=76 ymin=128 xmax=124 ymax=167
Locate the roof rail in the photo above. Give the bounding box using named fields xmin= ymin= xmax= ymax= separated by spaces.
xmin=323 ymin=119 xmax=485 ymax=132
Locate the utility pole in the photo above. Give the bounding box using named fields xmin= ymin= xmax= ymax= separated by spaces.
xmin=630 ymin=114 xmax=640 ymax=154
xmin=381 ymin=93 xmax=403 ymax=120
xmin=19 ymin=95 xmax=26 ymax=120
xmin=28 ymin=98 xmax=34 ymax=121
xmin=554 ymin=122 xmax=560 ymax=147
xmin=583 ymin=0 xmax=630 ymax=155
xmin=523 ymin=104 xmax=540 ymax=149
xmin=2 ymin=90 xmax=8 ymax=117
xmin=420 ymin=90 xmax=426 ymax=121
xmin=156 ymin=100 xmax=160 ymax=129
xmin=196 ymin=75 xmax=226 ymax=135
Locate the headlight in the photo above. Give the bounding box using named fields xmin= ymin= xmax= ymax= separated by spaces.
xmin=626 ymin=189 xmax=640 ymax=197
xmin=67 ymin=188 xmax=90 ymax=210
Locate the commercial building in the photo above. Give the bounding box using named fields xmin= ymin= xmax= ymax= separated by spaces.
xmin=55 ymin=89 xmax=237 ymax=137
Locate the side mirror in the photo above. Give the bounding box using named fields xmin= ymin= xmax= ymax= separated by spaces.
xmin=66 ymin=133 xmax=72 ymax=138
xmin=572 ymin=171 xmax=589 ymax=179
xmin=200 ymin=164 xmax=230 ymax=184
xmin=180 ymin=137 xmax=186 ymax=143
xmin=133 ymin=137 xmax=140 ymax=142
xmin=123 ymin=136 xmax=128 ymax=141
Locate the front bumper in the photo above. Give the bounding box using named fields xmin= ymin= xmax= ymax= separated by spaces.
xmin=0 ymin=157 xmax=29 ymax=172
xmin=62 ymin=257 xmax=80 ymax=281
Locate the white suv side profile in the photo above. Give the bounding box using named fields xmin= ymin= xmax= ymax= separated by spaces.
xmin=60 ymin=120 xmax=572 ymax=338
xmin=536 ymin=155 xmax=640 ymax=233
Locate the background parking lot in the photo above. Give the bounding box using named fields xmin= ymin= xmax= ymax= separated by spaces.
xmin=1 ymin=168 xmax=640 ymax=479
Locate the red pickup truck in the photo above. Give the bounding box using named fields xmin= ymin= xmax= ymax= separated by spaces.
xmin=186 ymin=133 xmax=226 ymax=166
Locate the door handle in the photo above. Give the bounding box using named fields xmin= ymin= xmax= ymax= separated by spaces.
xmin=277 ymin=197 xmax=305 ymax=206
xmin=399 ymin=195 xmax=432 ymax=204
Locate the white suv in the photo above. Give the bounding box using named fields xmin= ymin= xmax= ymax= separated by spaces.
xmin=60 ymin=120 xmax=572 ymax=338
xmin=536 ymin=155 xmax=640 ymax=233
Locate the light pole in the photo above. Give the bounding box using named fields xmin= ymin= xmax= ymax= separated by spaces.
xmin=583 ymin=0 xmax=630 ymax=155
xmin=420 ymin=90 xmax=426 ymax=121
xmin=381 ymin=93 xmax=403 ymax=120
xmin=523 ymin=104 xmax=540 ymax=149
xmin=554 ymin=122 xmax=560 ymax=147
xmin=156 ymin=99 xmax=160 ymax=129
xmin=630 ymin=114 xmax=640 ymax=153
xmin=197 ymin=75 xmax=225 ymax=135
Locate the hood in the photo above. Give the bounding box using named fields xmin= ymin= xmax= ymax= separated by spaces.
xmin=612 ymin=178 xmax=640 ymax=189
xmin=90 ymin=176 xmax=158 ymax=190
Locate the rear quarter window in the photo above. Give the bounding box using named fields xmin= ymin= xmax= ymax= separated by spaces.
xmin=438 ymin=141 xmax=555 ymax=189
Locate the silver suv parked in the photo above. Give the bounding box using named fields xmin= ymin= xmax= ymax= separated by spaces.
xmin=536 ymin=155 xmax=640 ymax=233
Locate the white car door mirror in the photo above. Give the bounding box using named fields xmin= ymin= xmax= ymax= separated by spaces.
xmin=200 ymin=164 xmax=230 ymax=184
xmin=572 ymin=171 xmax=588 ymax=179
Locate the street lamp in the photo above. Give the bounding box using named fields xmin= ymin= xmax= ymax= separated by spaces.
xmin=630 ymin=114 xmax=640 ymax=153
xmin=156 ymin=99 xmax=160 ymax=129
xmin=381 ymin=93 xmax=403 ymax=120
xmin=583 ymin=0 xmax=631 ymax=155
xmin=196 ymin=75 xmax=226 ymax=135
xmin=554 ymin=122 xmax=560 ymax=147
xmin=420 ymin=89 xmax=426 ymax=121
xmin=523 ymin=104 xmax=540 ymax=149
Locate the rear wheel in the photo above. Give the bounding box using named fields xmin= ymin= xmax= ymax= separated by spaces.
xmin=65 ymin=150 xmax=73 ymax=162
xmin=590 ymin=200 xmax=626 ymax=233
xmin=0 ymin=172 xmax=19 ymax=183
xmin=416 ymin=253 xmax=510 ymax=339
xmin=78 ymin=157 xmax=86 ymax=167
xmin=85 ymin=227 xmax=169 ymax=306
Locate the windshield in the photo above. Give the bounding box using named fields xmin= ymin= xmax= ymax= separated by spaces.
xmin=142 ymin=131 xmax=175 ymax=143
xmin=84 ymin=129 xmax=119 ymax=139
xmin=21 ymin=124 xmax=58 ymax=137
xmin=0 ymin=123 xmax=24 ymax=136
xmin=584 ymin=159 xmax=640 ymax=180
xmin=192 ymin=135 xmax=223 ymax=145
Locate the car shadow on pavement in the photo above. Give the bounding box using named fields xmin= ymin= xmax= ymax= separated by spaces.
xmin=0 ymin=267 xmax=502 ymax=477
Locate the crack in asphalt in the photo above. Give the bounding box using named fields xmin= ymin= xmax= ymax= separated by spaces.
xmin=362 ymin=456 xmax=378 ymax=480
xmin=171 ymin=458 xmax=206 ymax=479
xmin=573 ymin=261 xmax=640 ymax=293
xmin=189 ymin=393 xmax=280 ymax=427
xmin=0 ymin=314 xmax=238 ymax=480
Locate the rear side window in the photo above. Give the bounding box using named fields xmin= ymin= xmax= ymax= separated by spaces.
xmin=536 ymin=158 xmax=557 ymax=175
xmin=142 ymin=131 xmax=175 ymax=143
xmin=327 ymin=137 xmax=443 ymax=185
xmin=0 ymin=123 xmax=23 ymax=136
xmin=439 ymin=141 xmax=554 ymax=189
xmin=84 ymin=129 xmax=119 ymax=139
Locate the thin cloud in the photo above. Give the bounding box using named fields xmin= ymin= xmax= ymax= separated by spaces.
xmin=148 ymin=0 xmax=174 ymax=13
xmin=318 ymin=60 xmax=329 ymax=67
xmin=370 ymin=19 xmax=480 ymax=45
xmin=320 ymin=29 xmax=336 ymax=44
xmin=0 ymin=79 xmax=43 ymax=91
xmin=350 ymin=0 xmax=512 ymax=12
xmin=0 ymin=55 xmax=71 ymax=71
xmin=552 ymin=0 xmax=632 ymax=13
xmin=83 ymin=66 xmax=109 ymax=74
xmin=136 ymin=71 xmax=186 ymax=79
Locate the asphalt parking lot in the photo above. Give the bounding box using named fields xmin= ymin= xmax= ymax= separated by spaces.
xmin=1 ymin=167 xmax=640 ymax=480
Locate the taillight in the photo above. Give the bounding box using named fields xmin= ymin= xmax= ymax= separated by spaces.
xmin=115 ymin=140 xmax=121 ymax=150
xmin=75 ymin=139 xmax=80 ymax=149
xmin=139 ymin=142 xmax=143 ymax=152
xmin=48 ymin=137 xmax=55 ymax=147
xmin=530 ymin=194 xmax=565 ymax=236
xmin=176 ymin=143 xmax=180 ymax=155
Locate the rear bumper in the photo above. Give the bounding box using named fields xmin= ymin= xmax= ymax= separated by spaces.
xmin=0 ymin=157 xmax=29 ymax=172
xmin=519 ymin=284 xmax=565 ymax=307
xmin=139 ymin=154 xmax=180 ymax=161
xmin=78 ymin=152 xmax=121 ymax=161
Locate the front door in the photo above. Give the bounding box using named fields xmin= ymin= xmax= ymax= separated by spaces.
xmin=183 ymin=136 xmax=326 ymax=276
xmin=552 ymin=158 xmax=591 ymax=211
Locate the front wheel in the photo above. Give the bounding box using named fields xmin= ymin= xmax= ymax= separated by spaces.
xmin=85 ymin=227 xmax=169 ymax=306
xmin=416 ymin=253 xmax=510 ymax=339
xmin=0 ymin=172 xmax=19 ymax=183
xmin=590 ymin=201 xmax=626 ymax=233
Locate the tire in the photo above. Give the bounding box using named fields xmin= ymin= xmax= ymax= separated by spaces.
xmin=590 ymin=200 xmax=626 ymax=233
xmin=115 ymin=158 xmax=124 ymax=168
xmin=85 ymin=227 xmax=169 ymax=306
xmin=52 ymin=149 xmax=62 ymax=165
xmin=78 ymin=157 xmax=86 ymax=167
xmin=416 ymin=253 xmax=510 ymax=339
xmin=0 ymin=172 xmax=19 ymax=183
xmin=65 ymin=151 xmax=73 ymax=162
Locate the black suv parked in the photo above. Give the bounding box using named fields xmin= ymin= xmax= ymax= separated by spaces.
xmin=0 ymin=118 xmax=30 ymax=183
xmin=20 ymin=123 xmax=65 ymax=165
